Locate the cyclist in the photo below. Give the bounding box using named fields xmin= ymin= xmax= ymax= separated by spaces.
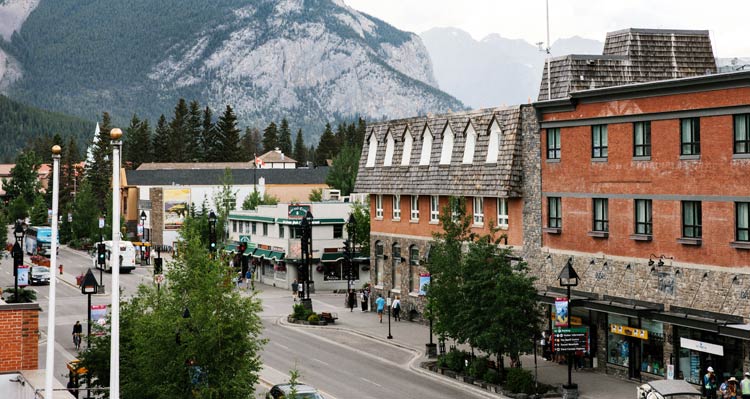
xmin=72 ymin=321 xmax=83 ymax=350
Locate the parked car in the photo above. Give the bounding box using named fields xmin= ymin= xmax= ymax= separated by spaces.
xmin=637 ymin=380 xmax=701 ymax=399
xmin=29 ymin=266 xmax=51 ymax=285
xmin=266 ymin=383 xmax=324 ymax=399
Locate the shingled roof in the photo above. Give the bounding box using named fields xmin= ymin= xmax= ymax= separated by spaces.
xmin=354 ymin=105 xmax=531 ymax=198
xmin=126 ymin=167 xmax=328 ymax=186
xmin=538 ymin=28 xmax=717 ymax=101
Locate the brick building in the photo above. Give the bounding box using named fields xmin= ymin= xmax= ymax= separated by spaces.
xmin=354 ymin=105 xmax=541 ymax=319
xmin=534 ymin=29 xmax=750 ymax=384
xmin=0 ymin=303 xmax=40 ymax=372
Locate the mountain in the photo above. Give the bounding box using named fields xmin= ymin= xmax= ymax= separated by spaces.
xmin=421 ymin=27 xmax=603 ymax=108
xmin=0 ymin=0 xmax=463 ymax=141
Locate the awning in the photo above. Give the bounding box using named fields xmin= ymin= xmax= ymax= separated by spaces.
xmin=252 ymin=249 xmax=272 ymax=259
xmin=720 ymin=324 xmax=750 ymax=340
xmin=224 ymin=243 xmax=238 ymax=253
xmin=321 ymin=252 xmax=345 ymax=262
xmin=268 ymin=251 xmax=285 ymax=261
xmin=651 ymin=305 xmax=743 ymax=333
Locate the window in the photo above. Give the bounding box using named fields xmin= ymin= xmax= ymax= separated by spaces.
xmin=497 ymin=198 xmax=508 ymax=228
xmin=473 ymin=197 xmax=484 ymax=225
xmin=392 ymin=195 xmax=401 ymax=220
xmin=681 ymin=201 xmax=702 ymax=238
xmin=419 ymin=128 xmax=433 ymax=165
xmin=392 ymin=243 xmax=401 ymax=290
xmin=410 ymin=195 xmax=419 ymax=220
xmin=486 ymin=122 xmax=500 ymax=163
xmin=375 ymin=195 xmax=383 ymax=218
xmin=365 ymin=133 xmax=377 ymax=167
xmin=409 ymin=245 xmax=419 ymax=293
xmin=239 ymin=221 xmax=244 ymax=234
xmin=592 ymin=198 xmax=609 ymax=232
xmin=592 ymin=125 xmax=608 ymax=159
xmin=262 ymin=223 xmax=268 ymax=236
xmin=384 ymin=132 xmax=395 ymax=166
xmin=450 ymin=197 xmax=461 ymax=222
xmin=737 ymin=202 xmax=749 ymax=242
xmin=634 ymin=199 xmax=653 ymax=235
xmin=440 ymin=125 xmax=454 ymax=165
xmin=333 ymin=225 xmax=343 ymax=239
xmin=232 ymin=220 xmax=237 ymax=233
xmin=680 ymin=118 xmax=700 ymax=156
xmin=290 ymin=226 xmax=303 ymax=239
xmin=633 ymin=121 xmax=651 ymax=157
xmin=430 ymin=195 xmax=439 ymax=222
xmin=279 ymin=225 xmax=285 ymax=238
xmin=734 ymin=114 xmax=750 ymax=154
xmin=401 ymin=129 xmax=413 ymax=165
xmin=547 ymin=128 xmax=561 ymax=160
xmin=252 ymin=222 xmax=257 ymax=234
xmin=548 ymin=197 xmax=561 ymax=229
xmin=375 ymin=241 xmax=384 ymax=285
xmin=462 ymin=126 xmax=476 ymax=164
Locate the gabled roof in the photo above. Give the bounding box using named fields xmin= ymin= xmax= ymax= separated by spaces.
xmin=137 ymin=162 xmax=254 ymax=170
xmin=258 ymin=149 xmax=297 ymax=163
xmin=126 ymin=167 xmax=329 ymax=186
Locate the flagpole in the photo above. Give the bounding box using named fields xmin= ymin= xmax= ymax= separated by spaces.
xmin=110 ymin=128 xmax=123 ymax=399
xmin=44 ymin=145 xmax=61 ymax=398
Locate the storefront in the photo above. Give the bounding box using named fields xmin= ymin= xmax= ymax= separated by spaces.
xmin=606 ymin=315 xmax=666 ymax=379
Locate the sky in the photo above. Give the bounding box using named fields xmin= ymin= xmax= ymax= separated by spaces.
xmin=343 ymin=0 xmax=750 ymax=58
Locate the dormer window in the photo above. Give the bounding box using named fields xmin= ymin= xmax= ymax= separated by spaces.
xmin=366 ymin=133 xmax=377 ymax=167
xmin=419 ymin=128 xmax=432 ymax=165
xmin=462 ymin=124 xmax=476 ymax=164
xmin=440 ymin=125 xmax=454 ymax=165
xmin=401 ymin=129 xmax=413 ymax=166
xmin=384 ymin=131 xmax=395 ymax=166
xmin=486 ymin=120 xmax=500 ymax=163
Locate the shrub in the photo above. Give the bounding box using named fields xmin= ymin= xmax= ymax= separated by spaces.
xmin=483 ymin=369 xmax=500 ymax=384
xmin=307 ymin=313 xmax=320 ymax=323
xmin=444 ymin=349 xmax=469 ymax=373
xmin=292 ymin=304 xmax=309 ymax=321
xmin=467 ymin=357 xmax=490 ymax=378
xmin=505 ymin=367 xmax=534 ymax=394
xmin=4 ymin=287 xmax=37 ymax=303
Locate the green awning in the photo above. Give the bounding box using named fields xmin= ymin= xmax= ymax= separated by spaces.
xmin=223 ymin=243 xmax=238 ymax=253
xmin=268 ymin=251 xmax=285 ymax=261
xmin=252 ymin=249 xmax=272 ymax=258
xmin=229 ymin=214 xmax=276 ymax=223
xmin=321 ymin=252 xmax=345 ymax=262
xmin=243 ymin=246 xmax=255 ymax=256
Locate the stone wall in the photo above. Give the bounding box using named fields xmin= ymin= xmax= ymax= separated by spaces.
xmin=520 ymin=105 xmax=542 ymax=262
xmin=150 ymin=187 xmax=164 ymax=246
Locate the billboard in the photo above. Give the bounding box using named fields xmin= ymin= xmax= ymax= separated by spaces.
xmin=164 ymin=189 xmax=190 ymax=230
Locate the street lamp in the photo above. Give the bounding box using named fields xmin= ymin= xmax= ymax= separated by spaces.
xmin=387 ymin=290 xmax=393 ymax=340
xmin=299 ymin=210 xmax=313 ymax=307
xmin=140 ymin=211 xmax=147 ymax=265
xmin=346 ymin=213 xmax=356 ymax=292
xmin=109 ymin=127 xmax=124 ymax=399
xmin=44 ymin=144 xmax=62 ymax=398
xmin=558 ymin=257 xmax=579 ymax=396
xmin=12 ymin=221 xmax=24 ymax=300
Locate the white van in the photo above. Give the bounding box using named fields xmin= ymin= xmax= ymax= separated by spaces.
xmin=92 ymin=241 xmax=137 ymax=274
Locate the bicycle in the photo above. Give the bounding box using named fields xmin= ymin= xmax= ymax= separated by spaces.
xmin=73 ymin=333 xmax=82 ymax=350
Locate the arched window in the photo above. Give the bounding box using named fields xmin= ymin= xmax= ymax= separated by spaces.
xmin=440 ymin=125 xmax=454 ymax=165
xmin=462 ymin=124 xmax=477 ymax=164
xmin=409 ymin=245 xmax=419 ymax=293
xmin=401 ymin=129 xmax=413 ymax=166
xmin=419 ymin=127 xmax=433 ymax=165
xmin=375 ymin=241 xmax=384 ymax=286
xmin=383 ymin=131 xmax=395 ymax=166
xmin=486 ymin=120 xmax=501 ymax=163
xmin=392 ymin=242 xmax=401 ymax=291
xmin=366 ymin=133 xmax=378 ymax=167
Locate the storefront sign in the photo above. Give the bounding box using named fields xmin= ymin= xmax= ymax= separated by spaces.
xmin=288 ymin=204 xmax=311 ymax=218
xmin=680 ymin=337 xmax=724 ymax=356
xmin=555 ymin=298 xmax=569 ymax=327
xmin=419 ymin=274 xmax=430 ymax=295
xmin=610 ymin=324 xmax=649 ymax=340
xmin=239 ymin=235 xmax=251 ymax=243
xmin=552 ymin=327 xmax=588 ymax=352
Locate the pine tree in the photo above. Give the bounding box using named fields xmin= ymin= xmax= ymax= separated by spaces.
xmin=293 ymin=129 xmax=306 ymax=165
xmin=278 ymin=118 xmax=293 ymax=155
xmin=261 ymin=122 xmax=278 ymax=153
xmin=240 ymin=127 xmax=260 ymax=161
xmin=335 ymin=123 xmax=346 ymax=150
xmin=123 ymin=114 xmax=142 ymax=169
xmin=60 ymin=136 xmax=80 ymax=211
xmin=152 ymin=115 xmax=170 ymax=162
xmin=85 ymin=112 xmax=113 ymax=212
xmin=202 ymin=106 xmax=222 ymax=162
xmin=355 ymin=118 xmax=367 ymax=148
xmin=123 ymin=116 xmax=153 ymax=169
xmin=187 ymin=100 xmax=203 ymax=161
xmin=168 ymin=98 xmax=190 ymax=162
xmin=308 ymin=144 xmax=316 ymax=166
xmin=315 ymin=123 xmax=337 ymax=166
xmin=30 ymin=194 xmax=48 ymax=225
xmin=216 ymin=105 xmax=242 ymax=161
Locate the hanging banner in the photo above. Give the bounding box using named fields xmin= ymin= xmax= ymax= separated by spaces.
xmin=16 ymin=265 xmax=30 ymax=287
xmin=555 ymin=297 xmax=569 ymax=327
xmin=91 ymin=305 xmax=108 ymax=326
xmin=163 ymin=188 xmax=191 ymax=230
xmin=419 ymin=273 xmax=430 ymax=295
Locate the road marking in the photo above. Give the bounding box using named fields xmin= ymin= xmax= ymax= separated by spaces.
xmin=273 ymin=342 xmax=290 ymax=351
xmin=312 ymin=358 xmax=329 ymax=366
xmin=360 ymin=377 xmax=382 ymax=387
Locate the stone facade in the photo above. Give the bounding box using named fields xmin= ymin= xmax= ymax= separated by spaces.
xmin=150 ymin=187 xmax=164 ymax=246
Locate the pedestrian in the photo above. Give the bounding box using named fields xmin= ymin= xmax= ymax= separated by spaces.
xmin=245 ymin=269 xmax=252 ymax=290
xmin=67 ymin=377 xmax=79 ymax=398
xmin=72 ymin=321 xmax=83 ymax=350
xmin=705 ymin=366 xmax=718 ymax=399
xmin=360 ymin=289 xmax=367 ymax=312
xmin=297 ymin=279 xmax=304 ymax=299
xmin=236 ymin=271 xmax=242 ymax=288
xmin=392 ymin=295 xmax=401 ymax=321
xmin=721 ymin=377 xmax=739 ymax=399
xmin=740 ymin=372 xmax=750 ymax=399
xmin=375 ymin=294 xmax=386 ymax=323
xmin=291 ymin=279 xmax=299 ymax=301
xmin=348 ymin=289 xmax=356 ymax=312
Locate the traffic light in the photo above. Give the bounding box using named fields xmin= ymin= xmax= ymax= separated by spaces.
xmin=297 ymin=264 xmax=308 ymax=282
xmin=97 ymin=243 xmax=106 ymax=265
xmin=208 ymin=230 xmax=217 ymax=252
xmin=154 ymin=257 xmax=163 ymax=275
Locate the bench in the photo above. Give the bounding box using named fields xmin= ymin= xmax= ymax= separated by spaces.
xmin=320 ymin=312 xmax=338 ymax=324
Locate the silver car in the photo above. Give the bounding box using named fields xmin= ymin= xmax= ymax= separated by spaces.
xmin=29 ymin=266 xmax=51 ymax=285
xmin=266 ymin=383 xmax=324 ymax=399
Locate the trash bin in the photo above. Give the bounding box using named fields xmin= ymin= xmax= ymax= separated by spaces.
xmin=75 ymin=274 xmax=85 ymax=286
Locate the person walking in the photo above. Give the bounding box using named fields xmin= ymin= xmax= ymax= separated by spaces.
xmin=740 ymin=371 xmax=750 ymax=399
xmin=375 ymin=294 xmax=386 ymax=323
xmin=297 ymin=278 xmax=304 ymax=299
xmin=347 ymin=289 xmax=356 ymax=312
xmin=392 ymin=295 xmax=402 ymax=321
xmin=360 ymin=289 xmax=367 ymax=312
xmin=704 ymin=366 xmax=718 ymax=399
xmin=291 ymin=280 xmax=299 ymax=301
xmin=245 ymin=269 xmax=252 ymax=290
xmin=72 ymin=321 xmax=83 ymax=350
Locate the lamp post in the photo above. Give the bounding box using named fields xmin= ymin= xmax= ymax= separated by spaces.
xmin=98 ymin=212 xmax=105 ymax=292
xmin=387 ymin=290 xmax=393 ymax=340
xmin=140 ymin=211 xmax=147 ymax=265
xmin=12 ymin=222 xmax=24 ymax=300
xmin=346 ymin=213 xmax=356 ymax=293
xmin=109 ymin=127 xmax=123 ymax=399
xmin=44 ymin=144 xmax=61 ymax=398
xmin=558 ymin=257 xmax=580 ymax=398
xmin=305 ymin=210 xmax=313 ymax=300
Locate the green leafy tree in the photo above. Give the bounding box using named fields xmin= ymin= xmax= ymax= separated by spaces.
xmin=241 ymin=189 xmax=280 ymax=211
xmin=325 ymin=145 xmax=360 ymax=196
xmin=350 ymin=202 xmax=370 ymax=255
xmin=7 ymin=197 xmax=29 ymax=222
xmin=61 ymin=136 xmax=82 ymax=211
xmin=29 ymin=194 xmax=48 ymax=225
xmin=3 ymin=149 xmax=42 ymax=217
xmin=79 ymin=235 xmax=265 ymax=398
xmin=293 ymin=129 xmax=306 ymax=165
xmin=71 ymin=180 xmax=100 ymax=243
xmin=216 ymin=105 xmax=242 ymax=162
xmin=278 ymin=118 xmax=293 ymax=155
xmin=308 ymin=188 xmax=322 ymax=202
xmin=212 ymin=168 xmax=237 ymax=244
xmin=315 ymin=123 xmax=337 ymax=166
xmin=261 ymin=122 xmax=278 ymax=154
xmin=86 ymin=112 xmax=113 ymax=212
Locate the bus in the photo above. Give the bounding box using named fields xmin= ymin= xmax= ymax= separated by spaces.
xmin=24 ymin=226 xmax=59 ymax=257
xmin=92 ymin=241 xmax=137 ymax=274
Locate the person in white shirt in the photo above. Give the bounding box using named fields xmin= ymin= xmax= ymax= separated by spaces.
xmin=391 ymin=296 xmax=402 ymax=321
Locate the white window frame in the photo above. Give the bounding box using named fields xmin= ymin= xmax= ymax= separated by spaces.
xmin=366 ymin=133 xmax=377 ymax=167
xmin=462 ymin=125 xmax=477 ymax=164
xmin=473 ymin=197 xmax=484 ymax=225
xmin=420 ymin=128 xmax=433 ymax=165
xmin=410 ymin=195 xmax=419 ymax=221
xmin=497 ymin=198 xmax=508 ymax=228
xmin=375 ymin=194 xmax=383 ymax=219
xmin=401 ymin=129 xmax=413 ymax=166
xmin=486 ymin=120 xmax=500 ymax=163
xmin=384 ymin=131 xmax=395 ymax=166
xmin=430 ymin=195 xmax=439 ymax=222
xmin=392 ymin=195 xmax=401 ymax=220
xmin=440 ymin=125 xmax=454 ymax=165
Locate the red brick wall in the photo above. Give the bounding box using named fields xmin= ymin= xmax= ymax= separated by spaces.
xmin=0 ymin=304 xmax=40 ymax=372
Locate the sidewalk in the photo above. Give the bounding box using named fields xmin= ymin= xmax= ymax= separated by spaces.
xmin=255 ymin=285 xmax=640 ymax=399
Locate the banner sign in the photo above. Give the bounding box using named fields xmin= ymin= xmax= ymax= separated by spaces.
xmin=91 ymin=305 xmax=108 ymax=326
xmin=551 ymin=312 xmax=582 ymax=326
xmin=418 ymin=273 xmax=430 ymax=296
xmin=288 ymin=204 xmax=311 ymax=218
xmin=555 ymin=298 xmax=569 ymax=327
xmin=552 ymin=327 xmax=589 ymax=352
xmin=164 ymin=188 xmax=190 ymax=230
xmin=680 ymin=337 xmax=724 ymax=356
xmin=609 ymin=323 xmax=649 ymax=340
xmin=16 ymin=265 xmax=30 ymax=287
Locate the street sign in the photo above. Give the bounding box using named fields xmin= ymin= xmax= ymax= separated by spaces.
xmin=155 ymin=274 xmax=165 ymax=285
xmin=552 ymin=327 xmax=589 ymax=352
xmin=81 ymin=270 xmax=99 ymax=294
xmin=609 ymin=323 xmax=648 ymax=340
xmin=98 ymin=217 xmax=105 ymax=228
